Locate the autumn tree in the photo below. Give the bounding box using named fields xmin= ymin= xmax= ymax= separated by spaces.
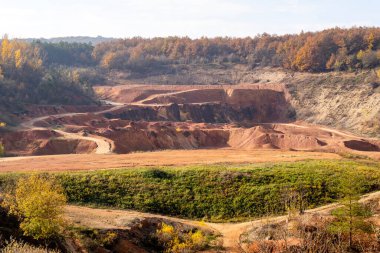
xmin=156 ymin=222 xmax=208 ymax=253
xmin=91 ymin=27 xmax=380 ymax=73
xmin=0 ymin=143 xmax=4 ymax=157
xmin=2 ymin=174 xmax=67 ymax=248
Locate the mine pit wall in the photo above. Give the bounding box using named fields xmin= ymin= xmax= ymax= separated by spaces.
xmin=98 ymin=125 xmax=334 ymax=154
xmin=104 ymin=88 xmax=295 ymax=124
xmin=284 ymin=77 xmax=380 ymax=138
xmin=101 ymin=128 xmax=230 ymax=153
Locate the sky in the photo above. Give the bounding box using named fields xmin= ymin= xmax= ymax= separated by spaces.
xmin=1 ymin=0 xmax=380 ymax=39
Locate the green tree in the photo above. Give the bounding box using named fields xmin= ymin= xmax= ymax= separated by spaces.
xmin=3 ymin=175 xmax=67 ymax=247
xmin=328 ymin=173 xmax=373 ymax=249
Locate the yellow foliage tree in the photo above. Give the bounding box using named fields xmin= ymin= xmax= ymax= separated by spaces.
xmin=156 ymin=222 xmax=207 ymax=253
xmin=1 ymin=35 xmax=12 ymax=63
xmin=357 ymin=50 xmax=364 ymax=61
xmin=0 ymin=142 xmax=4 ymax=157
xmin=0 ymin=122 xmax=5 ymax=156
xmin=367 ymin=32 xmax=375 ymax=51
xmin=101 ymin=52 xmax=117 ymax=69
xmin=3 ymin=175 xmax=67 ymax=243
xmin=15 ymin=49 xmax=23 ymax=69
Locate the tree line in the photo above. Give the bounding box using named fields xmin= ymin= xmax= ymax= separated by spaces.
xmin=92 ymin=27 xmax=380 ymax=72
xmin=4 ymin=27 xmax=380 ymax=74
xmin=2 ymin=27 xmax=380 ymax=116
xmin=0 ymin=36 xmax=98 ymax=114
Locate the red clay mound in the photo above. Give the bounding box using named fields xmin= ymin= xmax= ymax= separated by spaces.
xmin=95 ymin=85 xmax=177 ymax=103
xmin=228 ymin=126 xmax=327 ymax=151
xmin=0 ymin=129 xmax=61 ymax=156
xmin=97 ymin=122 xmax=229 ymax=153
xmin=93 ymin=83 xmax=287 ymax=104
xmin=30 ymin=111 xmax=380 ymax=155
xmin=34 ymin=139 xmax=97 ymax=155
xmin=141 ymin=89 xmax=226 ymax=104
xmin=140 ymin=88 xmax=290 ymax=109
xmin=0 ymin=129 xmax=97 ymax=156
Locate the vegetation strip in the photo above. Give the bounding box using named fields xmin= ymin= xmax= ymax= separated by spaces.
xmin=2 ymin=159 xmax=379 ymax=222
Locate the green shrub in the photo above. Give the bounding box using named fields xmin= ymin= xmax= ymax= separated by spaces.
xmin=53 ymin=160 xmax=380 ymax=222
xmin=143 ymin=168 xmax=172 ymax=179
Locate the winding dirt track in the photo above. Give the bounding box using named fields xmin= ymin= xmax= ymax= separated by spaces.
xmin=65 ymin=190 xmax=380 ymax=253
xmin=17 ymin=101 xmax=128 ymax=155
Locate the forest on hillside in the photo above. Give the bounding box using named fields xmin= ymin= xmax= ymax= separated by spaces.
xmin=1 ymin=27 xmax=380 ymax=112
xmin=92 ymin=27 xmax=380 ymax=72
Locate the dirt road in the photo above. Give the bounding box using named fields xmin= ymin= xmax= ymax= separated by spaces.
xmin=17 ymin=100 xmax=126 ymax=155
xmin=65 ymin=190 xmax=380 ymax=253
xmin=0 ymin=149 xmax=340 ymax=172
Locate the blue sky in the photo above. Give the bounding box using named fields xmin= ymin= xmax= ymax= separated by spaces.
xmin=1 ymin=0 xmax=380 ymax=38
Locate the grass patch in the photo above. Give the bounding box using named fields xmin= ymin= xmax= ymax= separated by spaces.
xmin=1 ymin=159 xmax=380 ymax=222
xmin=59 ymin=160 xmax=380 ymax=222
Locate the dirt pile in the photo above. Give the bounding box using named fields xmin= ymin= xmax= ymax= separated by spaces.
xmin=228 ymin=126 xmax=327 ymax=150
xmin=0 ymin=129 xmax=97 ymax=156
xmin=21 ymin=105 xmax=380 ymax=156
xmin=30 ymin=110 xmax=380 ymax=155
xmin=97 ymin=121 xmax=228 ymax=153
xmin=34 ymin=139 xmax=97 ymax=155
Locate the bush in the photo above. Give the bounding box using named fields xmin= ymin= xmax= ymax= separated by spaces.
xmin=2 ymin=175 xmax=67 ymax=241
xmin=156 ymin=222 xmax=207 ymax=253
xmin=143 ymin=169 xmax=172 ymax=179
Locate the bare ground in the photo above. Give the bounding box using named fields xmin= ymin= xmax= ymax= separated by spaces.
xmin=0 ymin=149 xmax=340 ymax=173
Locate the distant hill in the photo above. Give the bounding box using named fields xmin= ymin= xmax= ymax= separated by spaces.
xmin=23 ymin=36 xmax=116 ymax=45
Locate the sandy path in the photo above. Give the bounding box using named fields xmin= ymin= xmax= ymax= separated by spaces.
xmin=16 ymin=101 xmax=124 ymax=155
xmin=136 ymin=89 xmax=199 ymax=104
xmin=65 ymin=190 xmax=380 ymax=253
xmin=0 ymin=149 xmax=340 ymax=172
xmin=258 ymin=122 xmax=362 ymax=139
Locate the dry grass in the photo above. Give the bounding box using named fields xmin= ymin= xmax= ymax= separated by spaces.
xmin=1 ymin=240 xmax=60 ymax=253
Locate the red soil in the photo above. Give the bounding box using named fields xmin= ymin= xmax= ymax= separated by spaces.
xmin=2 ymin=84 xmax=379 ymax=158
xmin=0 ymin=129 xmax=97 ymax=156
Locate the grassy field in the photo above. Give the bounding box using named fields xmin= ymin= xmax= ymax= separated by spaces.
xmin=1 ymin=159 xmax=380 ymax=222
